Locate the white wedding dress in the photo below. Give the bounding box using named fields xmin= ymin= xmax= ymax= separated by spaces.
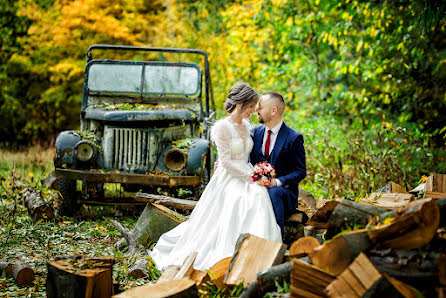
xmin=150 ymin=117 xmax=282 ymax=271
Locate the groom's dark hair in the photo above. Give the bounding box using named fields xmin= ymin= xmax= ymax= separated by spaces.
xmin=224 ymin=83 xmax=259 ymax=113
xmin=263 ymin=92 xmax=285 ymax=114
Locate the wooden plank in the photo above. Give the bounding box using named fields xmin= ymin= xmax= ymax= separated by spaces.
xmin=156 ymin=266 xmax=180 ymax=283
xmin=424 ymin=191 xmax=446 ymax=199
xmin=224 ymin=234 xmax=286 ymax=286
xmin=291 ymin=258 xmax=335 ymax=298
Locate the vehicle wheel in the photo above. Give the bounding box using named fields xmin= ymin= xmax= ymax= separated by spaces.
xmin=58 ymin=179 xmax=79 ymax=216
xmin=195 ymin=167 xmax=209 ymax=200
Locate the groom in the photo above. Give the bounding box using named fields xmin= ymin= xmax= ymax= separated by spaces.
xmin=250 ymin=92 xmax=307 ymax=235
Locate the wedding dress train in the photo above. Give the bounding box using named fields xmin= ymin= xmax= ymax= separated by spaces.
xmin=150 ymin=117 xmax=281 ymax=271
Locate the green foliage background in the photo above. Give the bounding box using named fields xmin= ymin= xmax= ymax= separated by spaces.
xmin=0 ymin=0 xmax=445 ymax=197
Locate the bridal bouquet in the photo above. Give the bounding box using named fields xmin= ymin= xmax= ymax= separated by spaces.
xmin=252 ymin=161 xmax=276 ymax=186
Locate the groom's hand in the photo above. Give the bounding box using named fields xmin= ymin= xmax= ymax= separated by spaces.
xmin=266 ymin=179 xmax=278 ymax=188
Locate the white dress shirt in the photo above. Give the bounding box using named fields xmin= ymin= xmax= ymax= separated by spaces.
xmin=262 ymin=120 xmax=283 ymax=187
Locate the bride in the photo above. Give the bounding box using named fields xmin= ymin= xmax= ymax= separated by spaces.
xmin=150 ymin=83 xmax=282 ymax=271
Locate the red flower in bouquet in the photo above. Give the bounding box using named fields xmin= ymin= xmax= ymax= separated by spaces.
xmin=252 ymin=161 xmax=276 ymax=186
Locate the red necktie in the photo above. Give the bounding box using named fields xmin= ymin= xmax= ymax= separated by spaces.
xmin=265 ymin=130 xmax=272 ymax=159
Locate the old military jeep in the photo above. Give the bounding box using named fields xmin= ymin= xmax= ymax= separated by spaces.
xmin=54 ymin=45 xmax=215 ymax=215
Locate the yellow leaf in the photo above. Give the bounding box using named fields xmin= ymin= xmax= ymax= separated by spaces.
xmin=418 ymin=176 xmax=428 ymax=184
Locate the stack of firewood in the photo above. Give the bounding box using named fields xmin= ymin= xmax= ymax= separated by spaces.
xmin=289 ymin=172 xmax=446 ymax=297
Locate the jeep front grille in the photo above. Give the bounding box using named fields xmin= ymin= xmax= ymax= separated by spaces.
xmin=103 ymin=127 xmax=157 ymax=172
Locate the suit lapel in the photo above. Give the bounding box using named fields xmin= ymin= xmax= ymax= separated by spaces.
xmin=256 ymin=125 xmax=265 ymax=157
xmin=270 ymin=123 xmax=288 ymax=165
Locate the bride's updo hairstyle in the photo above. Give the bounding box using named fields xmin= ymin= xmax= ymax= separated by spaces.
xmin=224 ymin=83 xmax=259 ymax=113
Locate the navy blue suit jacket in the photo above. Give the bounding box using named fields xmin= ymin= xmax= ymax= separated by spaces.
xmin=250 ymin=122 xmax=306 ymax=212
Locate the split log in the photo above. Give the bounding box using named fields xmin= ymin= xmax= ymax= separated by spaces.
xmin=46 ymin=257 xmax=114 ymax=298
xmin=201 ymin=257 xmax=232 ymax=289
xmin=0 ymin=262 xmax=12 ymax=277
xmin=361 ymin=192 xmax=413 ymax=210
xmin=290 ymin=258 xmax=335 ymax=298
xmin=128 ymin=259 xmax=149 ymax=279
xmin=309 ymin=229 xmax=371 ymax=276
xmin=368 ymin=198 xmax=440 ymax=249
xmin=189 ymin=269 xmax=207 ymax=288
xmin=12 ymin=262 xmax=35 ymax=287
xmin=21 ymin=187 xmax=54 ymax=219
xmin=325 ymin=253 xmax=418 ymax=298
xmin=289 ymin=237 xmax=320 ymax=258
xmin=224 ymin=234 xmax=286 ymax=287
xmin=135 ymin=192 xmax=197 ymax=211
xmin=425 ymin=173 xmax=446 ymax=194
xmin=114 ymin=278 xmax=197 ymax=297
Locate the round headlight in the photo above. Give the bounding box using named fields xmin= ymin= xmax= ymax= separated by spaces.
xmin=163 ymin=148 xmax=187 ymax=171
xmin=74 ymin=140 xmax=97 ymax=162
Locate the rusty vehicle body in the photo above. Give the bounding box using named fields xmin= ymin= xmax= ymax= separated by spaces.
xmin=54 ymin=45 xmax=215 ymax=214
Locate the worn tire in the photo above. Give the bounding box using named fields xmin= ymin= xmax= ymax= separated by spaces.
xmin=58 ymin=179 xmax=79 ymax=216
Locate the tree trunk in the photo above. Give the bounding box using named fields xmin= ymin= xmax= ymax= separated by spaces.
xmin=46 ymin=257 xmax=114 ymax=298
xmin=12 ymin=262 xmax=35 ymax=287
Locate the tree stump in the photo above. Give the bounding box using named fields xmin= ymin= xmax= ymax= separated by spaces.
xmin=46 ymin=257 xmax=114 ymax=298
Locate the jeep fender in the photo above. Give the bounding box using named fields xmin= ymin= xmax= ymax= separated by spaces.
xmin=54 ymin=131 xmax=82 ymax=167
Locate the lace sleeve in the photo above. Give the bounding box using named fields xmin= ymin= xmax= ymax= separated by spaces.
xmin=211 ymin=120 xmax=253 ymax=182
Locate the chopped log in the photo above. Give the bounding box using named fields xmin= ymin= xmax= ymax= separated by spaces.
xmin=368 ymin=198 xmax=440 ymax=249
xmin=361 ymin=192 xmax=413 ymax=210
xmin=307 ymin=199 xmax=386 ymax=231
xmin=224 ymin=234 xmax=286 ymax=287
xmin=201 ymin=257 xmax=232 ymax=289
xmin=425 ymin=173 xmax=446 ymax=194
xmin=157 ymin=266 xmax=180 ymax=284
xmin=0 ymin=262 xmax=12 ymax=277
xmin=189 ymin=269 xmax=207 ymax=287
xmin=12 ymin=262 xmax=35 ymax=287
xmin=115 ymin=278 xmax=197 ymax=297
xmin=173 ymin=252 xmax=197 ymax=280
xmin=41 ymin=171 xmax=59 ymax=190
xmin=309 ymin=229 xmax=371 ymax=276
xmin=289 ymin=237 xmax=320 ymax=258
xmin=21 ymin=187 xmax=54 ymax=219
xmin=325 ymin=253 xmax=417 ymax=298
xmin=131 ymin=203 xmax=183 ymax=246
xmin=46 ymin=257 xmax=114 ymax=298
xmin=128 ymin=258 xmax=148 ymax=279
xmin=135 ymin=192 xmax=197 ymax=211
xmin=240 ymin=261 xmax=292 ymax=298
xmin=290 ymin=258 xmax=335 ymax=298
xmin=369 ymin=249 xmax=446 ymax=288
xmin=377 ymin=181 xmax=408 ymax=193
